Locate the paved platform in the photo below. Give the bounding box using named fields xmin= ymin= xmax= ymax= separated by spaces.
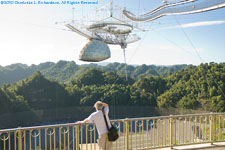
xmin=80 ymin=142 xmax=225 ymax=150
xmin=155 ymin=142 xmax=225 ymax=150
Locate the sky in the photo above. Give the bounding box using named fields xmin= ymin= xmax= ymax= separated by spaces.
xmin=0 ymin=0 xmax=225 ymax=67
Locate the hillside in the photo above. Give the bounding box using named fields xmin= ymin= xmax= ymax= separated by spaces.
xmin=0 ymin=62 xmax=224 ymax=128
xmin=157 ymin=63 xmax=225 ymax=111
xmin=0 ymin=61 xmax=191 ymax=86
xmin=2 ymin=62 xmax=224 ymax=111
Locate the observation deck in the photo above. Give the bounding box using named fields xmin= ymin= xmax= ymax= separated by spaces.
xmin=0 ymin=113 xmax=224 ymax=150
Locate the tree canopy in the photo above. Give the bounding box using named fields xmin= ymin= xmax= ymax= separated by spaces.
xmin=0 ymin=62 xmax=224 ymax=128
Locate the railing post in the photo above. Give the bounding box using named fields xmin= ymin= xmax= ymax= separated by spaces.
xmin=170 ymin=115 xmax=173 ymax=149
xmin=18 ymin=127 xmax=22 ymax=150
xmin=210 ymin=112 xmax=214 ymax=145
xmin=76 ymin=125 xmax=80 ymax=150
xmin=125 ymin=119 xmax=129 ymax=150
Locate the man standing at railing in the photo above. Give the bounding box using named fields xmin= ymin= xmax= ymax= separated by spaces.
xmin=75 ymin=101 xmax=112 ymax=150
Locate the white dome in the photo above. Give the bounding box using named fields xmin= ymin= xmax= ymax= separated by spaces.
xmin=79 ymin=40 xmax=111 ymax=62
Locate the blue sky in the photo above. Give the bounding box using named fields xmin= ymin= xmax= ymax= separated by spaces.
xmin=0 ymin=0 xmax=224 ymax=66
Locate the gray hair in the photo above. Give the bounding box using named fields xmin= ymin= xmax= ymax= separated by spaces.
xmin=94 ymin=101 xmax=103 ymax=110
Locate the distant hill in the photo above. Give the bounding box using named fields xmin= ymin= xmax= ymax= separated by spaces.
xmin=0 ymin=62 xmax=224 ymax=128
xmin=0 ymin=61 xmax=191 ymax=86
xmin=0 ymin=62 xmax=54 ymax=86
xmin=5 ymin=62 xmax=225 ymax=112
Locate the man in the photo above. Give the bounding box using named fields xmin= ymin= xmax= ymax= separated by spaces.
xmin=75 ymin=101 xmax=112 ymax=150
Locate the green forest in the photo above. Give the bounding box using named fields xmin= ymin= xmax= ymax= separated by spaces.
xmin=0 ymin=61 xmax=191 ymax=85
xmin=0 ymin=62 xmax=224 ymax=128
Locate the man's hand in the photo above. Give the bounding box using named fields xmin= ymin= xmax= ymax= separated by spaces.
xmin=75 ymin=119 xmax=89 ymax=124
xmin=101 ymin=102 xmax=108 ymax=107
xmin=97 ymin=101 xmax=108 ymax=107
xmin=75 ymin=121 xmax=82 ymax=124
xmin=93 ymin=101 xmax=108 ymax=108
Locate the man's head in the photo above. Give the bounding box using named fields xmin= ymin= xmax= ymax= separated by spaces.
xmin=94 ymin=101 xmax=103 ymax=110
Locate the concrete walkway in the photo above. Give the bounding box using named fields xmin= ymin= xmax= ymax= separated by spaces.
xmin=155 ymin=142 xmax=225 ymax=150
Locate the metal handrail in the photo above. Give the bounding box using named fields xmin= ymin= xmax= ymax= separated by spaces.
xmin=0 ymin=113 xmax=224 ymax=150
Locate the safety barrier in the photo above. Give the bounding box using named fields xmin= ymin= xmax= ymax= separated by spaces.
xmin=0 ymin=113 xmax=224 ymax=150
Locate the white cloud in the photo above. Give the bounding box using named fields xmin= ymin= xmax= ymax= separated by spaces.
xmin=180 ymin=20 xmax=225 ymax=28
xmin=158 ymin=20 xmax=225 ymax=30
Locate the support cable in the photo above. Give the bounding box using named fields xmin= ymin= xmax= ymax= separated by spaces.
xmin=156 ymin=31 xmax=196 ymax=57
xmin=174 ymin=16 xmax=225 ymax=99
xmin=127 ymin=30 xmax=149 ymax=64
xmin=174 ymin=16 xmax=204 ymax=62
xmin=123 ymin=48 xmax=128 ymax=81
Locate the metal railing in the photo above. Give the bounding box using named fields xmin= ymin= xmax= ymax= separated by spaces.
xmin=0 ymin=113 xmax=224 ymax=150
